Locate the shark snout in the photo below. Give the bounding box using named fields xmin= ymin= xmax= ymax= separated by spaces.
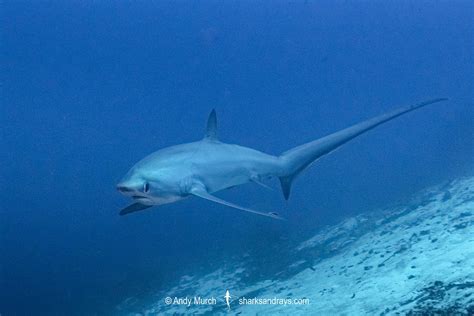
xmin=117 ymin=184 xmax=134 ymax=193
xmin=117 ymin=178 xmax=148 ymax=197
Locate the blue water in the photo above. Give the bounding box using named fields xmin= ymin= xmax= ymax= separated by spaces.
xmin=2 ymin=2 xmax=473 ymax=315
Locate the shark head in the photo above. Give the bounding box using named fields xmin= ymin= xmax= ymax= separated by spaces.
xmin=117 ymin=163 xmax=185 ymax=208
xmin=116 ymin=168 xmax=155 ymax=205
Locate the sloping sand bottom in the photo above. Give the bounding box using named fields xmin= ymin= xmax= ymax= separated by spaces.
xmin=118 ymin=176 xmax=474 ymax=315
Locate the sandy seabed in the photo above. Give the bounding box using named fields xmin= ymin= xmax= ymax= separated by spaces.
xmin=118 ymin=176 xmax=474 ymax=315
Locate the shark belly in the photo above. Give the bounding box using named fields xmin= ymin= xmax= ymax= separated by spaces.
xmin=191 ymin=143 xmax=282 ymax=193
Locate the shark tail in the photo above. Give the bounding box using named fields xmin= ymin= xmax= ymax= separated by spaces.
xmin=277 ymin=98 xmax=448 ymax=200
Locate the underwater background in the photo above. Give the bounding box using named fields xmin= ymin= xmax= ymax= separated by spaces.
xmin=2 ymin=1 xmax=473 ymax=315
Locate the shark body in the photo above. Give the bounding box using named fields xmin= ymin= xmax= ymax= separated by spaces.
xmin=117 ymin=98 xmax=447 ymax=219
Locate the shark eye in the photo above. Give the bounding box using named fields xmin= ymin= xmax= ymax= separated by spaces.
xmin=143 ymin=182 xmax=150 ymax=193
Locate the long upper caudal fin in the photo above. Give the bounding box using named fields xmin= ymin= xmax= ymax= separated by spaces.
xmin=190 ymin=184 xmax=284 ymax=220
xmin=278 ymin=98 xmax=448 ymax=200
xmin=204 ymin=109 xmax=218 ymax=140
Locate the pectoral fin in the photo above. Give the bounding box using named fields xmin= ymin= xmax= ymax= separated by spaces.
xmin=190 ymin=186 xmax=284 ymax=220
xmin=119 ymin=203 xmax=152 ymax=216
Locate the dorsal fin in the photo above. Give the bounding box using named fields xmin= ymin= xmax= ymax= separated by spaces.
xmin=205 ymin=109 xmax=218 ymax=140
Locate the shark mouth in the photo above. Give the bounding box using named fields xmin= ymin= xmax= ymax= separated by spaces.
xmin=132 ymin=196 xmax=153 ymax=204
